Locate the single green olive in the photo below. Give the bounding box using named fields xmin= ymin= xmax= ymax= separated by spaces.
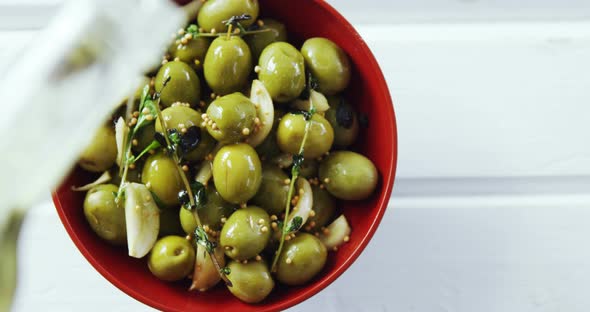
xmin=250 ymin=165 xmax=289 ymax=215
xmin=226 ymin=260 xmax=274 ymax=303
xmin=169 ymin=37 xmax=211 ymax=71
xmin=255 ymin=109 xmax=285 ymax=161
xmin=308 ymin=185 xmax=336 ymax=230
xmin=204 ymin=36 xmax=253 ymax=96
xmin=197 ymin=0 xmax=259 ymax=33
xmin=325 ymin=95 xmax=359 ymax=148
xmin=148 ymin=236 xmax=196 ymax=282
xmin=155 ymin=105 xmax=215 ymax=161
xmin=159 ymin=207 xmax=184 ymax=237
xmin=213 ymin=143 xmax=262 ymax=204
xmin=155 ymin=61 xmax=201 ymax=107
xmin=109 ymin=164 xmax=142 ymax=186
xmin=132 ymin=122 xmax=156 ymax=154
xmin=276 ymin=233 xmax=327 ymax=286
xmin=79 ymin=125 xmax=117 ymax=172
xmin=205 ymin=93 xmax=256 ymax=144
xmin=142 ymin=152 xmax=183 ymax=207
xmin=301 ymin=37 xmax=351 ymax=95
xmin=258 ymin=42 xmax=305 ymax=103
xmin=319 ymin=151 xmax=378 ymax=200
xmin=83 ymin=184 xmax=126 ymax=245
xmin=276 ymin=113 xmax=334 ymax=159
xmin=179 ymin=185 xmax=237 ymax=233
xmin=245 ymin=18 xmax=287 ymax=61
xmin=220 ymin=206 xmax=270 ymax=260
xmin=298 ymin=159 xmax=318 ymax=179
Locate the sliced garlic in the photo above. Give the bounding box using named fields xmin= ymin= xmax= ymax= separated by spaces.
xmin=71 ymin=170 xmax=112 ymax=191
xmin=115 ymin=117 xmax=129 ymax=167
xmin=248 ymin=80 xmax=274 ymax=147
xmin=319 ymin=215 xmax=351 ymax=250
xmin=291 ymin=90 xmax=330 ymax=113
xmin=125 ymin=183 xmax=160 ymax=258
xmin=189 ymin=243 xmax=225 ymax=292
xmin=286 ymin=177 xmax=313 ymax=231
xmin=195 ymin=160 xmax=213 ymax=185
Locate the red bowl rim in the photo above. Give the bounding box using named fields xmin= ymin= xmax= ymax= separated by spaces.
xmin=52 ymin=1 xmax=397 ymax=311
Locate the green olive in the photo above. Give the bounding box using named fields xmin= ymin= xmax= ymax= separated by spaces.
xmin=204 ymin=36 xmax=252 ymax=96
xmin=155 ymin=61 xmax=201 ymax=107
xmin=276 ymin=233 xmax=327 ymax=286
xmin=245 ymin=18 xmax=287 ymax=61
xmin=276 ymin=113 xmax=334 ymax=159
xmin=220 ymin=206 xmax=270 ymax=260
xmin=109 ymin=164 xmax=142 ymax=186
xmin=213 ymin=143 xmax=262 ymax=204
xmin=258 ymin=42 xmax=305 ymax=102
xmin=159 ymin=207 xmax=184 ymax=237
xmin=197 ymin=0 xmax=259 ymax=33
xmin=169 ymin=37 xmax=211 ymax=71
xmin=250 ymin=165 xmax=289 ymax=215
xmin=226 ymin=260 xmax=274 ymax=303
xmin=308 ymin=185 xmax=336 ymax=230
xmin=79 ymin=125 xmax=117 ymax=172
xmin=301 ymin=37 xmax=351 ymax=95
xmin=319 ymin=151 xmax=378 ymax=200
xmin=325 ymin=95 xmax=359 ymax=148
xmin=83 ymin=184 xmax=126 ymax=245
xmin=179 ymin=185 xmax=237 ymax=233
xmin=148 ymin=236 xmax=195 ymax=281
xmin=142 ymin=152 xmax=183 ymax=207
xmin=205 ymin=93 xmax=256 ymax=144
xmin=298 ymin=159 xmax=318 ymax=179
xmin=132 ymin=122 xmax=156 ymax=154
xmin=156 ymin=105 xmax=215 ymax=161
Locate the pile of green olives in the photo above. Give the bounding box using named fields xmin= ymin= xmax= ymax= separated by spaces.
xmin=76 ymin=0 xmax=380 ymax=304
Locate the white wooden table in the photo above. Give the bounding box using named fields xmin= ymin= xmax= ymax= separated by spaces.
xmin=3 ymin=1 xmax=590 ymax=311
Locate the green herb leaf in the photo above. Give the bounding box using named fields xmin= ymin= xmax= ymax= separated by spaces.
xmin=168 ymin=129 xmax=181 ymax=145
xmin=285 ymin=216 xmax=303 ymax=234
xmin=149 ymin=190 xmax=166 ymax=208
xmin=129 ymin=139 xmax=161 ymax=164
xmin=179 ymin=181 xmax=208 ymax=211
xmin=191 ymin=181 xmax=207 ymax=210
xmin=186 ymin=24 xmax=199 ymax=37
xmin=220 ymin=267 xmax=231 ymax=275
xmin=299 ymin=72 xmax=320 ymax=100
xmin=292 ymin=153 xmax=304 ymax=176
xmin=194 ymin=226 xmax=216 ymax=254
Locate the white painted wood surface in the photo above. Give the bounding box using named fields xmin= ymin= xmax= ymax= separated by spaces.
xmin=2 ymin=1 xmax=590 ymax=311
xmin=12 ymin=195 xmax=590 ymax=312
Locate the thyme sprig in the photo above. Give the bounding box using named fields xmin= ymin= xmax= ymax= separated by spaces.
xmin=153 ymin=78 xmax=232 ymax=287
xmin=270 ymin=101 xmax=316 ymax=272
xmin=116 ymin=84 xmax=158 ymax=201
xmin=180 ymin=17 xmax=269 ymax=42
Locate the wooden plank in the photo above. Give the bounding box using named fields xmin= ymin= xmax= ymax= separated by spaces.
xmin=12 ymin=195 xmax=590 ymax=311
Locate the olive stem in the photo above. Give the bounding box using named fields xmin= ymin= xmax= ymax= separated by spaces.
xmin=115 ymin=147 xmax=131 ymax=202
xmin=226 ymin=24 xmax=233 ymax=40
xmin=271 ymin=104 xmax=314 ymax=272
xmin=153 ymin=98 xmax=232 ymax=287
xmin=115 ymin=89 xmax=140 ymax=202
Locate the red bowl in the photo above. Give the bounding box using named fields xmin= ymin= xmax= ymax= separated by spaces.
xmin=52 ymin=0 xmax=397 ymax=311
